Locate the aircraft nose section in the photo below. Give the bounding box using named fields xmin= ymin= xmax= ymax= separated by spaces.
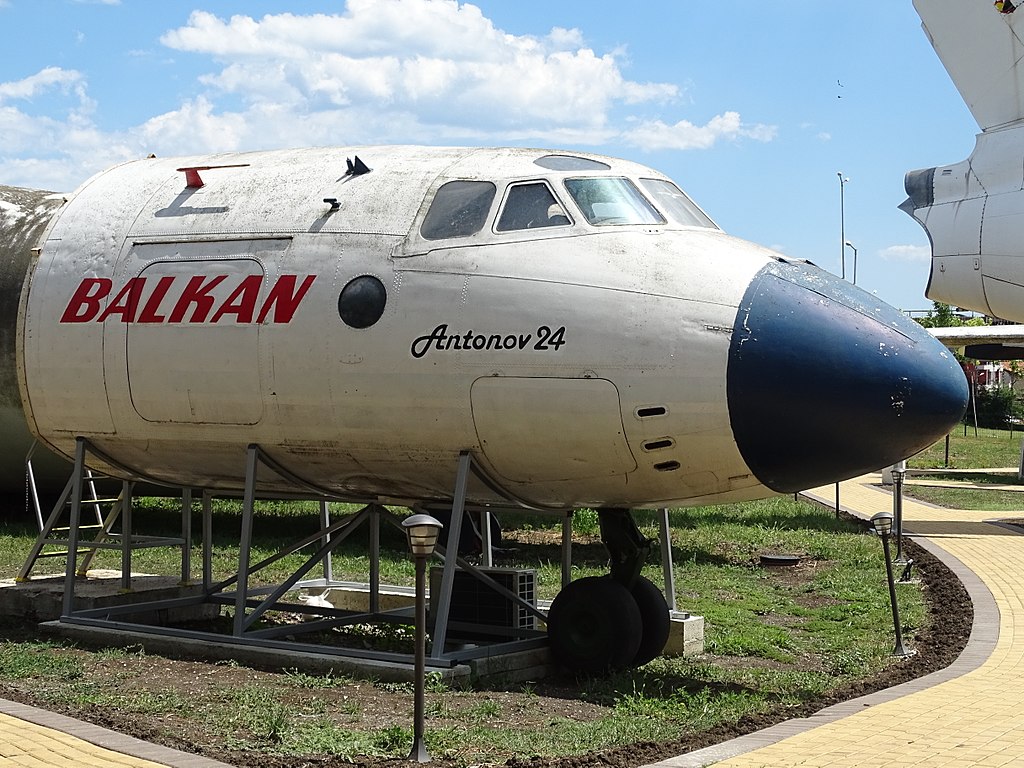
xmin=727 ymin=262 xmax=968 ymax=493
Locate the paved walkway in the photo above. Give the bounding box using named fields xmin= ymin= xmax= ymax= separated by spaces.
xmin=0 ymin=698 xmax=235 ymax=766
xmin=648 ymin=475 xmax=1023 ymax=768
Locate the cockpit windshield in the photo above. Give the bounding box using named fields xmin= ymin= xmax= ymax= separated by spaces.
xmin=563 ymin=177 xmax=665 ymax=226
xmin=639 ymin=178 xmax=717 ymax=229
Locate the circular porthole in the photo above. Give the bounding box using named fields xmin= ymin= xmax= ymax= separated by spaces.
xmin=338 ymin=275 xmax=387 ymax=328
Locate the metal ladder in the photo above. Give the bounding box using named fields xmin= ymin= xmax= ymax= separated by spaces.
xmin=18 ymin=442 xmax=127 ymax=582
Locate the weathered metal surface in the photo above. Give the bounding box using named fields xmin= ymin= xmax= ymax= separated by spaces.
xmin=0 ymin=186 xmax=69 ymax=489
xmin=6 ymin=146 xmax=967 ymax=507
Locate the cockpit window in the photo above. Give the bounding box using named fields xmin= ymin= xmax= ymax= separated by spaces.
xmin=640 ymin=178 xmax=717 ymax=229
xmin=534 ymin=155 xmax=611 ymax=172
xmin=420 ymin=180 xmax=496 ymax=240
xmin=496 ymin=182 xmax=571 ymax=231
xmin=563 ymin=177 xmax=665 ymax=226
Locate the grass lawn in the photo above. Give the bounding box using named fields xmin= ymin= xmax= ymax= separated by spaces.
xmin=905 ymin=427 xmax=1024 ymax=511
xmin=909 ymin=426 xmax=1022 ymax=470
xmin=0 ymin=495 xmax=932 ymax=763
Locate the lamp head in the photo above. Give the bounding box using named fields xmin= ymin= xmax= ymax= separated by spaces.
xmin=402 ymin=513 xmax=443 ymax=557
xmin=870 ymin=511 xmax=894 ymax=537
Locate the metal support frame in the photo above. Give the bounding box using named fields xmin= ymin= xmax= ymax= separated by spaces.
xmin=44 ymin=445 xmax=571 ymax=669
xmin=658 ymin=508 xmax=678 ymax=612
xmin=202 ymin=491 xmax=213 ymax=590
xmin=181 ymin=489 xmax=193 ymax=585
xmin=368 ymin=502 xmax=378 ymax=613
xmin=120 ymin=481 xmax=134 ymax=592
xmin=225 ymin=504 xmax=375 ymax=635
xmin=429 ymin=452 xmax=471 ymax=658
xmin=21 ymin=438 xmax=188 ymax=602
xmin=61 ymin=439 xmax=87 ymax=617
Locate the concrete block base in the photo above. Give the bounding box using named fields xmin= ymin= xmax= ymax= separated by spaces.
xmin=663 ymin=610 xmax=705 ymax=657
xmin=0 ymin=570 xmax=216 ymax=624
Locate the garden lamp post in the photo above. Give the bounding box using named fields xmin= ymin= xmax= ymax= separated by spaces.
xmin=870 ymin=511 xmax=916 ymax=658
xmin=402 ymin=513 xmax=443 ymax=763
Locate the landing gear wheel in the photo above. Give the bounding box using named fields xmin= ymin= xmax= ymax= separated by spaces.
xmin=546 ymin=575 xmax=642 ymax=673
xmin=630 ymin=576 xmax=671 ymax=667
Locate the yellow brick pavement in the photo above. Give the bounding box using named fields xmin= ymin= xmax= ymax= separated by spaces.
xmin=665 ymin=477 xmax=1024 ymax=768
xmin=0 ymin=698 xmax=235 ymax=766
xmin=0 ymin=712 xmax=165 ymax=767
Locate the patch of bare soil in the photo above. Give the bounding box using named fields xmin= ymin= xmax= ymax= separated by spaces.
xmin=0 ymin=534 xmax=971 ymax=768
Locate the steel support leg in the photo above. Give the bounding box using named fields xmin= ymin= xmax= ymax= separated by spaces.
xmin=561 ymin=511 xmax=573 ymax=588
xmin=26 ymin=442 xmax=43 ymax=531
xmin=369 ymin=503 xmax=380 ymax=614
xmin=181 ymin=488 xmax=192 ymax=585
xmin=658 ymin=508 xmax=678 ymax=612
xmin=119 ymin=481 xmax=134 ymax=592
xmin=62 ymin=438 xmax=87 ymax=617
xmin=430 ymin=452 xmax=471 ymax=659
xmin=319 ymin=500 xmax=335 ymax=584
xmin=233 ymin=446 xmax=260 ymax=636
xmin=202 ymin=490 xmax=213 ymax=591
xmin=481 ymin=511 xmax=493 ymax=568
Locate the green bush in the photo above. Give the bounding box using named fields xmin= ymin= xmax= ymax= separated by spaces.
xmin=971 ymin=386 xmax=1022 ymax=429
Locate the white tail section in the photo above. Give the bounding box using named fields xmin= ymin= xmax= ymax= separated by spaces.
xmin=915 ymin=0 xmax=1024 ymax=130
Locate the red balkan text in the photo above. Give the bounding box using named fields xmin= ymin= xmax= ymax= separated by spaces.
xmin=59 ymin=274 xmax=317 ymax=324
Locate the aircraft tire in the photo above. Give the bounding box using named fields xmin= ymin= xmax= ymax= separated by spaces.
xmin=629 ymin=575 xmax=671 ymax=667
xmin=546 ymin=575 xmax=642 ymax=673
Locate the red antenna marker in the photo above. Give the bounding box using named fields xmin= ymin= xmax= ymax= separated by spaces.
xmin=175 ymin=163 xmax=250 ymax=189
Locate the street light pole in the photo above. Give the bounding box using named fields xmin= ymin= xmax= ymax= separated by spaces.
xmin=844 ymin=241 xmax=858 ymax=285
xmin=838 ymin=172 xmax=849 ymax=280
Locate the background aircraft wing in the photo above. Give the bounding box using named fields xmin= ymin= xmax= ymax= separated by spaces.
xmin=928 ymin=325 xmax=1024 ymax=346
xmin=915 ymin=0 xmax=1024 ymax=131
xmin=929 ymin=324 xmax=1024 ymax=360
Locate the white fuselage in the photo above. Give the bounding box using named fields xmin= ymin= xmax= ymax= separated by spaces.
xmin=11 ymin=146 xmax=968 ymax=508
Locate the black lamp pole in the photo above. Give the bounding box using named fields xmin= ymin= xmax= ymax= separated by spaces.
xmin=871 ymin=512 xmax=915 ymax=658
xmin=402 ymin=513 xmax=442 ymax=763
xmin=410 ymin=552 xmax=429 ymax=763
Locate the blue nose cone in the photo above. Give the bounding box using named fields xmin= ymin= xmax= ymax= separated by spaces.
xmin=727 ymin=261 xmax=968 ymax=493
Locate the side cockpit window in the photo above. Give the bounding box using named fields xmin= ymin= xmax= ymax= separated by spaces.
xmin=639 ymin=178 xmax=717 ymax=229
xmin=421 ymin=180 xmax=496 ymax=240
xmin=496 ymin=182 xmax=571 ymax=231
xmin=563 ymin=177 xmax=664 ymax=226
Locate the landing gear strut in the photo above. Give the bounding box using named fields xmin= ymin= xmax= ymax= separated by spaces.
xmin=547 ymin=508 xmax=670 ymax=673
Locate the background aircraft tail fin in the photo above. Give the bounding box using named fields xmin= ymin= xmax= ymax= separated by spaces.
xmin=915 ymin=0 xmax=1024 ymax=130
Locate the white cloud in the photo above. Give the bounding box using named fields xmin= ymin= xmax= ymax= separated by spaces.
xmin=158 ymin=3 xmax=680 ymax=136
xmin=0 ymin=67 xmax=86 ymax=101
xmin=880 ymin=244 xmax=931 ymax=262
xmin=2 ymin=1 xmax=775 ymax=190
xmin=624 ymin=112 xmax=777 ymax=150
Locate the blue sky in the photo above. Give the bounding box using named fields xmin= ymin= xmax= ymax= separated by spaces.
xmin=0 ymin=1 xmax=980 ymax=311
